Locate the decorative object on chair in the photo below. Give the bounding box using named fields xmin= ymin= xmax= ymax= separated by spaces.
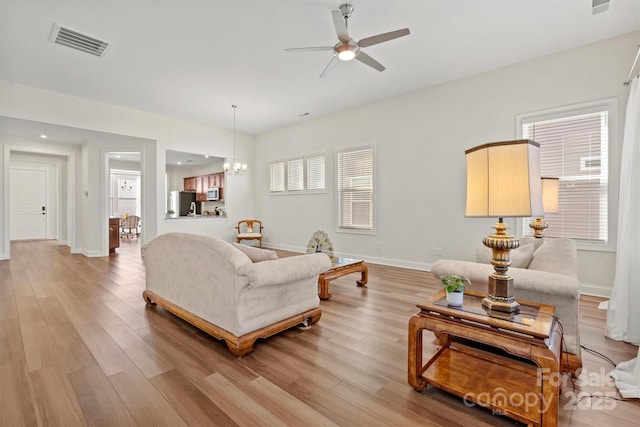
xmin=529 ymin=177 xmax=559 ymax=238
xmin=235 ymin=219 xmax=263 ymax=247
xmin=440 ymin=274 xmax=469 ymax=306
xmin=306 ymin=230 xmax=334 ymax=259
xmin=465 ymin=139 xmax=544 ymax=313
xmin=223 ymin=105 xmax=247 ymax=175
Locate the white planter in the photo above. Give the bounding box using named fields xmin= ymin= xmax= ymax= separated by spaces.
xmin=446 ymin=291 xmax=464 ymax=306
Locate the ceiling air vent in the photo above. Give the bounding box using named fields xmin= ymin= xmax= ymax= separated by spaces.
xmin=50 ymin=24 xmax=111 ymax=58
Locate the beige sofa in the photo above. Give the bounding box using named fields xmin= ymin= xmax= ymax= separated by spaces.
xmin=431 ymin=237 xmax=582 ymax=375
xmin=142 ymin=232 xmax=331 ymax=356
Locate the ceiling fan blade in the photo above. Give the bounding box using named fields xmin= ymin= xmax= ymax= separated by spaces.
xmin=354 ymin=52 xmax=385 ymax=72
xmin=332 ymin=10 xmax=350 ymax=42
xmin=320 ymin=55 xmax=339 ymax=78
xmin=285 ymin=46 xmax=334 ymax=53
xmin=358 ymin=28 xmax=410 ymax=48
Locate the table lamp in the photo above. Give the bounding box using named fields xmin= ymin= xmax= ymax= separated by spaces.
xmin=465 ymin=140 xmax=544 ymax=313
xmin=529 ymin=177 xmax=559 ymax=238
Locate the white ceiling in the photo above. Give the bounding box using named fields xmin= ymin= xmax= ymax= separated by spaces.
xmin=1 ymin=0 xmax=639 ymax=136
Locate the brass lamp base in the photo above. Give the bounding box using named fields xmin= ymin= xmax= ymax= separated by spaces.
xmin=482 ymin=218 xmax=520 ymax=313
xmin=482 ymin=275 xmax=520 ymax=312
xmin=529 ymin=216 xmax=547 ymax=238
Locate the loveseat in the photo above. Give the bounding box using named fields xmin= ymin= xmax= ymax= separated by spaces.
xmin=142 ymin=232 xmax=331 ymax=356
xmin=431 ymin=237 xmax=582 ymax=375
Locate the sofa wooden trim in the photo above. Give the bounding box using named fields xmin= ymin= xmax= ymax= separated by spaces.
xmin=143 ymin=290 xmax=321 ymax=357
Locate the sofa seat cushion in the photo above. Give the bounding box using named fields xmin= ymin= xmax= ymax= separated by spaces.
xmin=238 ymin=232 xmax=261 ymax=238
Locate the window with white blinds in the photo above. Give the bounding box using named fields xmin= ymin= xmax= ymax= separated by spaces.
xmin=520 ymin=108 xmax=609 ymax=243
xmin=269 ymin=153 xmax=326 ymax=194
xmin=110 ymin=170 xmax=140 ymax=217
xmin=336 ymin=146 xmax=374 ymax=232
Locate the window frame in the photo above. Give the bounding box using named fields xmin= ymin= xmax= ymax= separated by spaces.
xmin=110 ymin=169 xmax=141 ymax=218
xmin=269 ymin=151 xmax=327 ymax=195
xmin=335 ymin=144 xmax=376 ymax=235
xmin=515 ymin=98 xmax=618 ymax=252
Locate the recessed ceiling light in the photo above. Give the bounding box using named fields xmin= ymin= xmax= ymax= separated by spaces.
xmin=40 ymin=134 xmax=48 ymax=139
xmin=177 ymin=162 xmax=182 ymax=165
xmin=116 ymin=155 xmax=121 ymax=158
xmin=204 ymin=155 xmax=210 ymax=158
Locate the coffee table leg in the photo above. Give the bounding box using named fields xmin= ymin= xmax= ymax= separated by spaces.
xmin=356 ymin=263 xmax=368 ymax=287
xmin=318 ymin=276 xmax=331 ymax=300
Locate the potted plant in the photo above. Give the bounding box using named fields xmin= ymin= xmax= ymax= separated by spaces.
xmin=440 ymin=274 xmax=470 ymax=306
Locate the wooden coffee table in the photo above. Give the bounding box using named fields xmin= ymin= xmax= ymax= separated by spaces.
xmin=408 ymin=290 xmax=561 ymax=426
xmin=318 ymin=257 xmax=368 ymax=300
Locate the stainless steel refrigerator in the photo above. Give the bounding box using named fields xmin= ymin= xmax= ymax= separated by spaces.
xmin=168 ymin=191 xmax=201 ymax=216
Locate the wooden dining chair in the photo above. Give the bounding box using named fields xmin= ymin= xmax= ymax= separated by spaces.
xmin=235 ymin=220 xmax=263 ymax=247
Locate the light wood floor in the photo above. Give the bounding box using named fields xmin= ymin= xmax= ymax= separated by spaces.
xmin=1 ymin=238 xmax=638 ymax=426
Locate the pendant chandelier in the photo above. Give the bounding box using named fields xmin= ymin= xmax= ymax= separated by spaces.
xmin=120 ymin=179 xmax=133 ymax=191
xmin=223 ymin=104 xmax=247 ymax=175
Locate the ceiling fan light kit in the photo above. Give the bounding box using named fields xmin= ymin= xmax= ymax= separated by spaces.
xmin=285 ymin=3 xmax=410 ymax=77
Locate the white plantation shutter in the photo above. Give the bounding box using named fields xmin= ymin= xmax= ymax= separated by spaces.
xmin=287 ymin=158 xmax=304 ymax=191
xmin=521 ymin=110 xmax=609 ymax=242
xmin=269 ymin=162 xmax=285 ymax=192
xmin=337 ymin=146 xmax=374 ymax=231
xmin=307 ymin=154 xmax=326 ymax=190
xmin=269 ymin=153 xmax=326 ymax=193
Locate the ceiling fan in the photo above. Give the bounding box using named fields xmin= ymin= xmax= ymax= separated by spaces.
xmin=285 ymin=3 xmax=410 ymax=77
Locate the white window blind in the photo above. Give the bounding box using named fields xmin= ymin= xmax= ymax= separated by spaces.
xmin=269 ymin=162 xmax=285 ymax=192
xmin=522 ymin=110 xmax=608 ymax=242
xmin=110 ymin=170 xmax=140 ymax=217
xmin=307 ymin=154 xmax=326 ymax=190
xmin=287 ymin=158 xmax=304 ymax=191
xmin=269 ymin=153 xmax=326 ymax=194
xmin=337 ymin=146 xmax=374 ymax=231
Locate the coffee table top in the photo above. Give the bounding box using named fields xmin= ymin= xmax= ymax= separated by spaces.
xmin=329 ymin=257 xmax=363 ymax=269
xmin=418 ymin=290 xmax=555 ymax=339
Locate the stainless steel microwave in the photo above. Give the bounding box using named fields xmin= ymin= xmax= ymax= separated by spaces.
xmin=207 ymin=187 xmax=219 ymax=201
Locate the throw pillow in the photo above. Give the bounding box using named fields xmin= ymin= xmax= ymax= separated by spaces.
xmin=474 ymin=242 xmax=535 ymax=269
xmin=232 ymin=243 xmax=278 ymax=263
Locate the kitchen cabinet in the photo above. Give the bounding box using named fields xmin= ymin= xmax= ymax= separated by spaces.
xmin=184 ymin=177 xmax=196 ymax=191
xmin=109 ymin=217 xmax=120 ymax=252
xmin=183 ymin=173 xmax=225 ymax=201
xmin=195 ymin=176 xmax=207 ymax=201
xmin=210 ymin=173 xmax=225 ymax=200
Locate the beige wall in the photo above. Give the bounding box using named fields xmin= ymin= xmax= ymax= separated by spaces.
xmin=254 ymin=31 xmax=640 ymax=297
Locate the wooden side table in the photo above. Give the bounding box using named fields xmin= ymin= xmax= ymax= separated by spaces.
xmin=408 ymin=290 xmax=561 ymax=426
xmin=318 ymin=257 xmax=368 ymax=300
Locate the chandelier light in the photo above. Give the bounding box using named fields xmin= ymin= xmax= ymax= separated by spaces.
xmin=120 ymin=179 xmax=133 ymax=191
xmin=223 ymin=105 xmax=247 ymax=175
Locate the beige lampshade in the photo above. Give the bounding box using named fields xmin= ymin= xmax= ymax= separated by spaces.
xmin=541 ymin=177 xmax=559 ymax=214
xmin=465 ymin=140 xmax=544 ymax=218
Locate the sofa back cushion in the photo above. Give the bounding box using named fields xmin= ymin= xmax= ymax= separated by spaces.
xmin=528 ymin=238 xmax=578 ymax=279
xmin=475 ymin=242 xmax=535 ymax=269
xmin=232 ymin=243 xmax=278 ymax=262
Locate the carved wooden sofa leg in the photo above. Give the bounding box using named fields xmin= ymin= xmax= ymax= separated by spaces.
xmin=143 ymin=290 xmax=321 ymax=357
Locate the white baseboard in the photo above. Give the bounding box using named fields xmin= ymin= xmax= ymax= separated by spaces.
xmin=78 ymin=247 xmax=97 ymax=257
xmin=579 ymin=282 xmax=612 ymax=298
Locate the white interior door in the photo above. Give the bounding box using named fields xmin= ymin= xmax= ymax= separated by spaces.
xmin=10 ymin=168 xmax=47 ymax=240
